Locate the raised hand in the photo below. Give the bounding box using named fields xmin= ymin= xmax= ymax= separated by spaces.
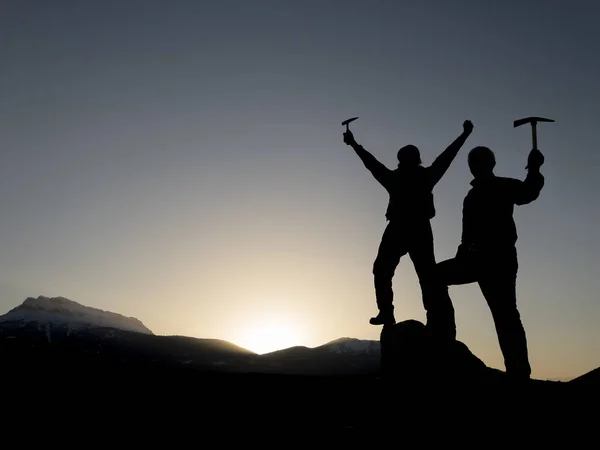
xmin=463 ymin=120 xmax=474 ymax=134
xmin=526 ymin=148 xmax=545 ymax=170
xmin=343 ymin=130 xmax=356 ymax=146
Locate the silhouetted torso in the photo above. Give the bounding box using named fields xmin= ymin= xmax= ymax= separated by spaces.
xmin=384 ymin=166 xmax=436 ymax=223
xmin=347 ymin=127 xmax=472 ymax=228
xmin=461 ymin=173 xmax=545 ymax=249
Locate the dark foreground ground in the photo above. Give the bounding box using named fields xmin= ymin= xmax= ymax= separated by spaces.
xmin=5 ymin=354 xmax=599 ymax=443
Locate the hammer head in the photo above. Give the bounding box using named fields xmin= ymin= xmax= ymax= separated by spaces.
xmin=342 ymin=116 xmax=359 ymax=127
xmin=514 ymin=116 xmax=555 ymax=128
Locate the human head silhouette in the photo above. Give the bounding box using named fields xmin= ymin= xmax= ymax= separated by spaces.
xmin=397 ymin=145 xmax=421 ymax=168
xmin=468 ymin=146 xmax=496 ymax=178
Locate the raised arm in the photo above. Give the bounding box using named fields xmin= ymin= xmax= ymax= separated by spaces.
xmin=343 ymin=130 xmax=392 ymax=189
xmin=427 ymin=120 xmax=474 ymax=187
xmin=513 ymin=149 xmax=545 ymax=205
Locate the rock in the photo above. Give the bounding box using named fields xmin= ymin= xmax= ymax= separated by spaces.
xmin=379 ymin=319 xmax=491 ymax=385
xmin=569 ymin=366 xmax=600 ymax=385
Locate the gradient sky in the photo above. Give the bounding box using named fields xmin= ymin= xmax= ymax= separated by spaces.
xmin=1 ymin=0 xmax=599 ymax=380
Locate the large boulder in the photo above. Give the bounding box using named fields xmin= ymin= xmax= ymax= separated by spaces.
xmin=379 ymin=319 xmax=499 ymax=385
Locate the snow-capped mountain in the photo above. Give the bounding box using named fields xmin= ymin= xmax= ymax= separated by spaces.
xmin=320 ymin=337 xmax=380 ymax=355
xmin=0 ymin=295 xmax=153 ymax=335
xmin=0 ymin=295 xmax=382 ymax=376
xmin=253 ymin=337 xmax=381 ymax=375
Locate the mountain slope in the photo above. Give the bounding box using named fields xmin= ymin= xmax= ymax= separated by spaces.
xmin=2 ymin=295 xmax=596 ymax=383
xmin=0 ymin=321 xmax=258 ymax=374
xmin=256 ymin=339 xmax=380 ymax=375
xmin=569 ymin=366 xmax=600 ymax=385
xmin=0 ymin=295 xmax=153 ymax=334
xmin=319 ymin=337 xmax=380 ymax=354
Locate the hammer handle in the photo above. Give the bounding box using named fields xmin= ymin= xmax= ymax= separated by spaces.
xmin=531 ymin=123 xmax=538 ymax=150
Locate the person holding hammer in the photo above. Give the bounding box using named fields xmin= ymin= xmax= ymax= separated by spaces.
xmin=434 ymin=145 xmax=545 ymax=380
xmin=343 ymin=120 xmax=474 ymax=340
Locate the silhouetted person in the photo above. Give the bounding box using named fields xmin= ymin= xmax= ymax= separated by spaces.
xmin=343 ymin=120 xmax=474 ymax=337
xmin=435 ymin=146 xmax=545 ymax=380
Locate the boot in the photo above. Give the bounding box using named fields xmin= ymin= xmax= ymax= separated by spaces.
xmin=370 ymin=309 xmax=395 ymax=326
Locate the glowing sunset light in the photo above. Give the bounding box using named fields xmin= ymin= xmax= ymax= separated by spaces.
xmin=235 ymin=321 xmax=306 ymax=355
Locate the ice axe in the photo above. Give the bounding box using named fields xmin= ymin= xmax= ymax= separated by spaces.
xmin=513 ymin=116 xmax=554 ymax=151
xmin=342 ymin=116 xmax=359 ymax=132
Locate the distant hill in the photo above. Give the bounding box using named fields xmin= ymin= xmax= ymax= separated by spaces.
xmin=1 ymin=295 xmax=597 ymax=385
xmin=0 ymin=295 xmax=381 ymax=376
xmin=0 ymin=295 xmax=152 ymax=334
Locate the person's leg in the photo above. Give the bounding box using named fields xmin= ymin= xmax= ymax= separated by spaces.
xmin=371 ymin=221 xmax=407 ymax=325
xmin=436 ymin=246 xmax=480 ymax=287
xmin=427 ymin=248 xmax=480 ymax=340
xmin=408 ymin=222 xmax=457 ymax=340
xmin=478 ymin=248 xmax=531 ymax=380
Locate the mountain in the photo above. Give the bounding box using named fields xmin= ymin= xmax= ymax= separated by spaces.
xmin=320 ymin=337 xmax=380 ymax=354
xmin=2 ymin=295 xmax=598 ymax=385
xmin=0 ymin=295 xmax=380 ymax=376
xmin=0 ymin=295 xmax=153 ymax=334
xmin=255 ymin=337 xmax=380 ymax=375
xmin=0 ymin=296 xmax=260 ymax=373
xmin=1 ymin=297 xmax=594 ymax=439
